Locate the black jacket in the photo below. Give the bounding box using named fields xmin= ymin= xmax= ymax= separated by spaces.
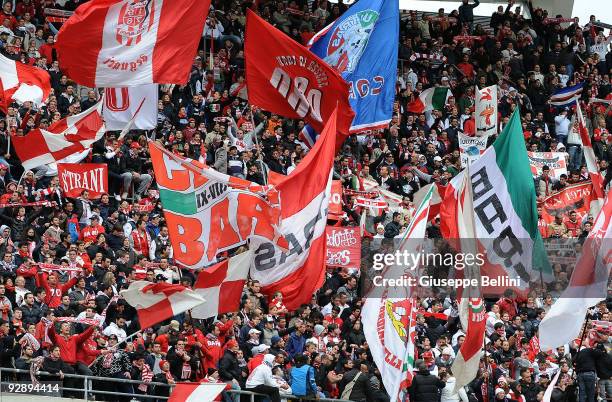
xmin=384 ymin=221 xmax=401 ymax=239
xmin=595 ymin=350 xmax=612 ymax=379
xmin=339 ymin=369 xmax=374 ymax=402
xmin=219 ymin=349 xmax=241 ymax=382
xmin=408 ymin=369 xmax=446 ymax=402
xmin=458 ymin=0 xmax=480 ymax=23
xmin=575 ymin=347 xmax=605 ymax=373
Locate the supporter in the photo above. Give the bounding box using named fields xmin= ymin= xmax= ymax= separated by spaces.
xmin=245 ymin=353 xmax=283 ymax=402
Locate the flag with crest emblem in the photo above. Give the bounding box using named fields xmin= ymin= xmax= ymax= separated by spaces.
xmin=56 ymin=0 xmax=210 ymax=87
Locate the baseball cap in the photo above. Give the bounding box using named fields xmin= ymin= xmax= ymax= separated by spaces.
xmin=271 ymin=335 xmax=282 ymax=345
xmin=252 ymin=344 xmax=270 ymax=354
xmin=249 ymin=328 xmax=261 ymax=335
xmin=169 ymin=320 xmax=180 ymax=331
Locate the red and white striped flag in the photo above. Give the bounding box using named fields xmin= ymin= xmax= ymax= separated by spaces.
xmin=0 ymin=53 xmax=51 ymax=111
xmin=191 ymin=251 xmax=251 ymax=320
xmin=451 ymin=169 xmax=486 ymax=392
xmin=576 ymin=103 xmax=605 ymax=215
xmin=169 ymin=382 xmax=228 ymax=402
xmin=120 ymin=281 xmax=206 ymax=329
xmin=539 ymin=189 xmax=612 ymax=351
xmin=12 ymin=102 xmax=105 ymax=170
xmin=56 ymin=0 xmax=211 ymax=87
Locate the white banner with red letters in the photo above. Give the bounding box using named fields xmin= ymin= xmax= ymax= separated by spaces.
xmin=325 ymin=226 xmax=361 ymax=269
xmin=57 ymin=163 xmax=108 ymax=199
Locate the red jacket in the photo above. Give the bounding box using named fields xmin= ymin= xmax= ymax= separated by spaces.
xmin=184 ymin=328 xmax=206 ymax=353
xmin=247 ymin=353 xmax=265 ymax=373
xmin=155 ymin=333 xmax=171 ymax=353
xmin=201 ymin=335 xmax=224 ymax=371
xmin=76 ymin=336 xmax=100 ymax=365
xmin=216 ymin=320 xmax=234 ymax=345
xmin=16 ymin=261 xmax=36 ymax=275
xmin=80 ymin=224 xmax=105 ymax=243
xmin=496 ymin=298 xmax=518 ymax=319
xmin=131 ymin=230 xmax=150 ymax=256
xmin=49 ymin=325 xmax=95 ymax=365
xmin=38 ymin=273 xmax=78 ymax=308
xmin=39 ymin=43 xmax=55 ymax=64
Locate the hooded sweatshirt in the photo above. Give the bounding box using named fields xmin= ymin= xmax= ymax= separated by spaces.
xmin=245 ymin=354 xmax=277 ymax=388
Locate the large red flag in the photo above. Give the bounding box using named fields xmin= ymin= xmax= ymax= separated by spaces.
xmin=244 ymin=9 xmax=354 ymax=148
xmin=56 ymin=0 xmax=210 ymax=87
xmin=249 ymin=107 xmax=341 ymax=309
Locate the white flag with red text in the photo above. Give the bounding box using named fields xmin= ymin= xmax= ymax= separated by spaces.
xmin=12 ymin=102 xmax=105 ymax=170
xmin=361 ymin=184 xmax=435 ymax=402
xmin=56 ymin=0 xmax=210 ymax=87
xmin=121 ymin=281 xmax=206 ymax=329
xmin=102 ymin=84 xmax=158 ymax=130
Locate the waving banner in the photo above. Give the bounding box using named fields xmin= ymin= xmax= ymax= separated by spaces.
xmin=149 ymin=141 xmax=281 ymax=267
xmin=103 ymin=84 xmax=158 ymax=130
xmin=56 ymin=0 xmax=210 ymax=87
xmin=326 ymin=226 xmax=361 ymax=269
xmin=476 ymin=85 xmax=497 ymax=136
xmin=459 ymin=132 xmax=488 ymax=167
xmin=309 ymin=0 xmax=399 ymax=134
xmin=244 ymin=9 xmax=354 ymax=147
xmin=527 ymin=152 xmax=568 ymax=179
xmin=538 ymin=181 xmax=593 ymax=224
xmin=58 ymin=163 xmax=108 ymax=199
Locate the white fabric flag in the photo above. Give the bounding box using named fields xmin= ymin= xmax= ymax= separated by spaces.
xmin=476 ymin=85 xmax=497 ymax=136
xmin=102 ymin=84 xmax=158 ymax=130
xmin=539 ymin=190 xmax=612 ymax=351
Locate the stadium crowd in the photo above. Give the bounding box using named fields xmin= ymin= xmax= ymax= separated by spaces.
xmin=0 ymin=0 xmax=610 ymax=402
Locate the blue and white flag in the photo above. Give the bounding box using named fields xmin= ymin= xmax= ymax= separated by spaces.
xmin=299 ymin=125 xmax=318 ymax=149
xmin=308 ymin=0 xmax=399 ymax=134
xmin=549 ymin=82 xmax=584 ymax=106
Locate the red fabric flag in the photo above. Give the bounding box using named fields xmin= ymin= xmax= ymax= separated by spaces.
xmin=12 ymin=102 xmax=105 ymax=170
xmin=56 ymin=0 xmax=210 ymax=87
xmin=191 ymin=251 xmax=251 ymax=320
xmin=244 ymin=9 xmax=354 ymax=149
xmin=57 ymin=163 xmax=109 ymax=199
xmin=0 ymin=53 xmax=51 ymax=111
xmin=121 ymin=281 xmax=206 ymax=329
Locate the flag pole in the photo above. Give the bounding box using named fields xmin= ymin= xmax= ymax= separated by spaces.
xmin=249 ymin=109 xmax=268 ymax=186
xmin=576 ymin=311 xmax=591 ymax=351
xmin=88 ymin=329 xmax=144 ymax=368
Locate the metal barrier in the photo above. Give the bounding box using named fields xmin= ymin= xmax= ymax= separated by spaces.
xmin=0 ymin=367 xmax=353 ymax=402
xmin=0 ymin=367 xmax=171 ymax=400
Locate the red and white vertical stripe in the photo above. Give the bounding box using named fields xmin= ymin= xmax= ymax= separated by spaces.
xmin=56 ymin=0 xmax=211 ymax=87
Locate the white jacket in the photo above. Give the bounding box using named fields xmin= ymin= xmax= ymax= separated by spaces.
xmin=246 ymin=355 xmax=277 ymax=388
xmin=441 ymin=377 xmax=469 ymax=402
